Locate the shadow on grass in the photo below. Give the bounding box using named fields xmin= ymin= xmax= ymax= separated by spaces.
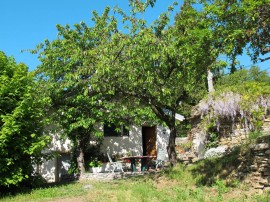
xmin=190 ymin=146 xmax=243 ymax=186
xmin=0 ymin=175 xmax=80 ymax=199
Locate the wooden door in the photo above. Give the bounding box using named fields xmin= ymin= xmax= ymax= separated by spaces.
xmin=142 ymin=126 xmax=156 ymax=156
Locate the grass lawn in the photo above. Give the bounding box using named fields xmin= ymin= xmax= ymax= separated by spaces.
xmin=1 ymin=163 xmax=270 ymax=202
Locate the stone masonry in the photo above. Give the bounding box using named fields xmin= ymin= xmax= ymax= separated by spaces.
xmin=187 ymin=116 xmax=270 ymax=190
xmin=233 ymin=136 xmax=270 ymax=190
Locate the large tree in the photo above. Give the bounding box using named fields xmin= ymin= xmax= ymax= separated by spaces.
xmin=35 ymin=1 xmax=231 ymax=165
xmin=34 ymin=13 xmax=111 ymax=173
xmin=89 ymin=2 xmax=219 ymax=164
xmin=34 ymin=7 xmax=156 ymax=173
xmin=0 ymin=51 xmax=50 ymax=188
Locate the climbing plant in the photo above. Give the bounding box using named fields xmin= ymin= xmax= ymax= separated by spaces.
xmin=198 ymin=78 xmax=270 ymax=135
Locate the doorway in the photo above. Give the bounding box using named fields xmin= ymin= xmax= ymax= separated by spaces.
xmin=142 ymin=126 xmax=156 ymax=156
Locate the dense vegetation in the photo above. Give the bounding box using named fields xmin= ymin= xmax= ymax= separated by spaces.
xmin=198 ymin=67 xmax=270 ymax=135
xmin=0 ymin=52 xmax=50 ymax=188
xmin=1 ymin=0 xmax=270 ymax=190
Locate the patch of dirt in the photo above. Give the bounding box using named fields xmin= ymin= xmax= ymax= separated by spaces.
xmin=154 ymin=175 xmax=178 ymax=190
xmin=48 ymin=196 xmax=86 ymax=202
xmin=223 ymin=187 xmax=264 ymax=201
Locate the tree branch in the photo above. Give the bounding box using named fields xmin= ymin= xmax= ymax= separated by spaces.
xmin=259 ymin=56 xmax=270 ymax=62
xmin=262 ymin=47 xmax=270 ymax=55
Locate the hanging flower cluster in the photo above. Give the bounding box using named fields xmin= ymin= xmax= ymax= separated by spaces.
xmin=198 ymin=92 xmax=241 ymax=119
xmin=197 ymin=83 xmax=270 ymax=132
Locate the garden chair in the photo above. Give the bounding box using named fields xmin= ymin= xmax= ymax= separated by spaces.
xmin=155 ymin=149 xmax=166 ymax=170
xmin=107 ymin=153 xmax=124 ymax=173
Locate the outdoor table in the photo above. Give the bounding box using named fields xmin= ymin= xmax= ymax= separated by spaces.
xmin=122 ymin=156 xmax=156 ymax=172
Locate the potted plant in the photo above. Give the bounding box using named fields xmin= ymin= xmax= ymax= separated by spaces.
xmin=89 ymin=158 xmax=103 ymax=173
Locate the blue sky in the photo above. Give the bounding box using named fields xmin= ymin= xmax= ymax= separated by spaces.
xmin=0 ymin=0 xmax=180 ymax=71
xmin=0 ymin=0 xmax=269 ymax=72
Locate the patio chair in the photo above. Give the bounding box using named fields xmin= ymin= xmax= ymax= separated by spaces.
xmin=155 ymin=149 xmax=166 ymax=170
xmin=107 ymin=153 xmax=124 ymax=173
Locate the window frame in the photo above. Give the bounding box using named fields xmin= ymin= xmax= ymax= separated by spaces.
xmin=103 ymin=123 xmax=129 ymax=137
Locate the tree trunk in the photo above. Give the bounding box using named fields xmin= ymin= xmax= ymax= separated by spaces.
xmin=207 ymin=69 xmax=215 ymax=93
xmin=167 ymin=124 xmax=177 ymax=165
xmin=77 ymin=144 xmax=85 ymax=174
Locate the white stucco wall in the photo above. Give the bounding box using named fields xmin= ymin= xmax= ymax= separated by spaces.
xmin=46 ymin=133 xmax=71 ymax=153
xmin=101 ymin=125 xmax=170 ymax=160
xmin=45 ymin=124 xmax=170 ymax=158
xmin=38 ymin=158 xmax=56 ymax=182
xmin=38 ymin=130 xmax=71 ymax=182
xmin=156 ymin=125 xmax=170 ymax=160
xmin=101 ymin=125 xmax=143 ymax=156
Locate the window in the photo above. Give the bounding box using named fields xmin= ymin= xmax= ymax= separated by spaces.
xmin=104 ymin=123 xmax=129 ymax=136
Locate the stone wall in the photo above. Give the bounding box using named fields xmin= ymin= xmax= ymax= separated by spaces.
xmin=80 ymin=172 xmax=123 ymax=181
xmin=231 ymin=135 xmax=270 ymax=190
xmin=175 ymin=137 xmax=197 ymax=164
xmin=80 ymin=171 xmax=149 ymax=181
xmin=188 ymin=116 xmax=270 ymax=190
xmin=219 ymin=117 xmax=270 ymax=149
xmin=189 ymin=116 xmax=270 ymax=156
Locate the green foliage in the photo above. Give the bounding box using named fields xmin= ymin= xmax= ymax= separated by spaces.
xmin=88 ymin=158 xmax=102 ymax=168
xmin=33 ymin=1 xmax=213 ymax=165
xmin=206 ymin=131 xmax=219 ymax=149
xmin=88 ymin=1 xmax=214 ymax=163
xmin=34 ymin=0 xmax=270 ymax=166
xmin=34 ymin=4 xmax=161 ymax=171
xmin=227 ymin=81 xmax=269 ymax=131
xmin=197 ymin=0 xmax=270 ymax=71
xmin=0 ymin=51 xmax=50 ymax=188
xmin=216 ymin=66 xmax=270 ymax=88
xmin=67 ymin=162 xmax=79 ymax=175
xmin=214 ymin=179 xmax=229 ymax=194
xmin=248 ymin=131 xmax=264 ymax=143
xmin=202 ymin=119 xmax=220 ymax=149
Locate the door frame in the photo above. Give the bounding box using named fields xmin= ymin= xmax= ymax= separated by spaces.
xmin=142 ymin=125 xmax=157 ymax=156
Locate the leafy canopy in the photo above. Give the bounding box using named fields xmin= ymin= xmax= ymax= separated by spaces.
xmin=0 ymin=51 xmax=50 ymax=187
xmin=198 ymin=0 xmax=270 ymax=71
